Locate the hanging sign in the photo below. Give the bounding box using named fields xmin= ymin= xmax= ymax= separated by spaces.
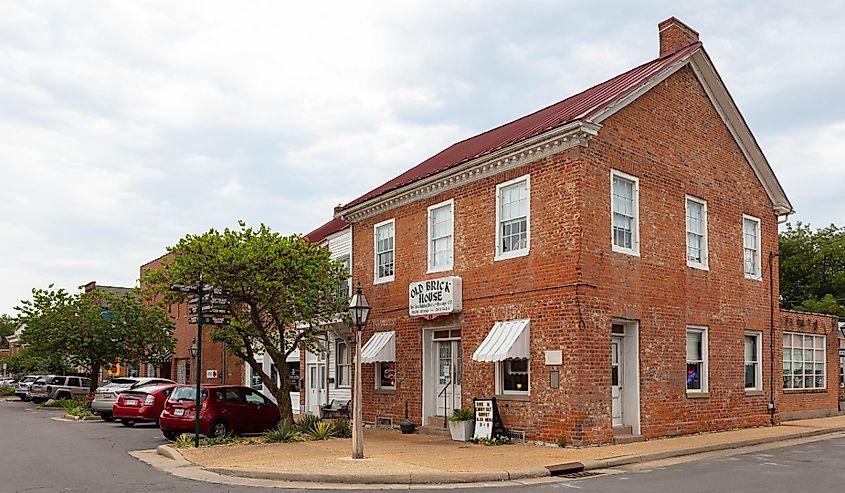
xmin=408 ymin=276 xmax=462 ymax=319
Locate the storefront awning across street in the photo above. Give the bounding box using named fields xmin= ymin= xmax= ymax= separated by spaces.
xmin=472 ymin=319 xmax=530 ymax=362
xmin=360 ymin=331 xmax=396 ymax=363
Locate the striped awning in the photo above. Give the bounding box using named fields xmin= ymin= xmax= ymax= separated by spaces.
xmin=472 ymin=319 xmax=530 ymax=362
xmin=360 ymin=331 xmax=396 ymax=363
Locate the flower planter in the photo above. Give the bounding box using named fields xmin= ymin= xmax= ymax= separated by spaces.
xmin=449 ymin=420 xmax=474 ymax=441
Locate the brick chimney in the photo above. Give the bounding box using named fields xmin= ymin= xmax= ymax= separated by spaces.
xmin=658 ymin=17 xmax=699 ymax=56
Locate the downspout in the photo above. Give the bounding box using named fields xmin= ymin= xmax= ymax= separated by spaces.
xmin=768 ymin=251 xmax=778 ymax=425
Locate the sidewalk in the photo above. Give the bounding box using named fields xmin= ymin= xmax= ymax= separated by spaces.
xmin=160 ymin=414 xmax=845 ymax=485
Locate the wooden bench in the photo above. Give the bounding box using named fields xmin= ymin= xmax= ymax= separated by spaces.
xmin=320 ymin=399 xmax=351 ymax=419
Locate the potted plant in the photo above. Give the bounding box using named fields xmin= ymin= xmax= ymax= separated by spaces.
xmin=448 ymin=408 xmax=474 ymax=442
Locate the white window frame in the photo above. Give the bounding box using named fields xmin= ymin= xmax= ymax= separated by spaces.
xmin=495 ymin=358 xmax=530 ymax=396
xmin=686 ymin=326 xmax=708 ymax=394
xmin=685 ymin=195 xmax=709 ymax=270
xmin=427 ymin=199 xmax=454 ymax=273
xmin=783 ymin=332 xmax=827 ymax=390
xmin=744 ymin=331 xmax=763 ymax=391
xmin=373 ymin=218 xmax=395 ymax=284
xmin=335 ymin=340 xmax=351 ymax=389
xmin=742 ymin=215 xmax=762 ymax=280
xmin=611 ymin=170 xmax=640 ymax=256
xmin=494 ymin=174 xmax=531 ymax=261
xmin=375 ymin=361 xmax=396 ymax=391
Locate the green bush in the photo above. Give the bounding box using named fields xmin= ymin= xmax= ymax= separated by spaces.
xmin=306 ymin=420 xmax=336 ymax=440
xmin=296 ymin=414 xmax=321 ymax=434
xmin=332 ymin=419 xmax=352 ymax=438
xmin=63 ymin=398 xmax=94 ymax=417
xmin=0 ymin=386 xmax=14 ymax=397
xmin=265 ymin=419 xmax=302 ymax=443
xmin=448 ymin=408 xmax=474 ymax=423
xmin=172 ymin=434 xmax=194 ymax=448
xmin=40 ymin=399 xmax=73 ymax=408
xmin=471 ymin=436 xmax=513 ymax=446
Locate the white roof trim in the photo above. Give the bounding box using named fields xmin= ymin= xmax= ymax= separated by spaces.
xmin=360 ymin=331 xmax=395 ymax=363
xmin=591 ymin=45 xmax=793 ymax=215
xmin=472 ymin=319 xmax=530 ymax=362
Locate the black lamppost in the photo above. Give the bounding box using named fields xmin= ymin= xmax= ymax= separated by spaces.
xmin=347 ymin=283 xmax=370 ymax=460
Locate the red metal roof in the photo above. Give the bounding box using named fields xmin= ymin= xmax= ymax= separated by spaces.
xmin=306 ymin=218 xmax=349 ymax=244
xmin=338 ymin=42 xmax=702 ymax=213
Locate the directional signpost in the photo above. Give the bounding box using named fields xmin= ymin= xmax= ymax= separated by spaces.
xmin=168 ymin=277 xmax=231 ymax=447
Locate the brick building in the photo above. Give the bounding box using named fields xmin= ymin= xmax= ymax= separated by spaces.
xmin=140 ymin=254 xmax=244 ymax=386
xmin=331 ymin=18 xmax=837 ymax=445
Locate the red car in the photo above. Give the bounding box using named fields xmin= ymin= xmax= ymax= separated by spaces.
xmin=112 ymin=384 xmax=177 ymax=427
xmin=159 ymin=385 xmax=280 ymax=440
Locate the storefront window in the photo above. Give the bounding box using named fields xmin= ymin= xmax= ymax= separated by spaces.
xmin=500 ymin=358 xmax=529 ymax=394
xmin=378 ymin=362 xmax=395 ymax=389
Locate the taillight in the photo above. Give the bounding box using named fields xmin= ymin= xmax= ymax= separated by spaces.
xmin=144 ymin=395 xmax=155 ymax=406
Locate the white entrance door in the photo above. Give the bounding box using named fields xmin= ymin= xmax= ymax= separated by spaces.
xmin=306 ymin=350 xmax=327 ymax=416
xmin=611 ymin=337 xmax=623 ymax=427
xmin=435 ymin=340 xmax=462 ymax=417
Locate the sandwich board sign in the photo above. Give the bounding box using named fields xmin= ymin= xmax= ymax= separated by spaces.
xmin=473 ymin=398 xmax=506 ymax=440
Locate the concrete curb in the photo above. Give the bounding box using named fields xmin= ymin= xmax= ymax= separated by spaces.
xmin=153 ymin=427 xmax=845 ymax=486
xmin=62 ymin=414 xmax=102 ymax=421
xmin=580 ymin=426 xmax=845 ymax=471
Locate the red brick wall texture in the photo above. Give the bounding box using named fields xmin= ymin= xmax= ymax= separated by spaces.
xmin=349 ymin=64 xmax=835 ymax=445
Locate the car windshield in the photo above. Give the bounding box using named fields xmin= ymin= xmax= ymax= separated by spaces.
xmin=34 ymin=377 xmax=48 ymax=384
xmin=21 ymin=376 xmax=36 ymax=383
xmin=169 ymin=387 xmax=207 ymax=402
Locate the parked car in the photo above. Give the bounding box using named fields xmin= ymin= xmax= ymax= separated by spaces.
xmin=92 ymin=377 xmax=175 ymax=422
xmin=159 ymin=385 xmax=280 ymax=440
xmin=0 ymin=377 xmax=16 ymax=386
xmin=112 ymin=383 xmax=177 ymax=427
xmin=28 ymin=375 xmax=92 ymax=403
xmin=14 ymin=375 xmax=40 ymax=401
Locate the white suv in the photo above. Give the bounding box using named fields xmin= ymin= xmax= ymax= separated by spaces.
xmin=92 ymin=377 xmax=174 ymax=421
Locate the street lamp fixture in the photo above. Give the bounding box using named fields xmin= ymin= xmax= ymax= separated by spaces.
xmin=189 ymin=338 xmax=198 ymax=359
xmin=347 ymin=283 xmax=370 ymax=460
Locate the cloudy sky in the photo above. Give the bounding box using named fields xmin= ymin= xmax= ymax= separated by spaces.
xmin=1 ymin=1 xmax=843 ymax=315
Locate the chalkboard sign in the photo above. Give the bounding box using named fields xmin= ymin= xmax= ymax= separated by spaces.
xmin=473 ymin=397 xmax=506 ymax=439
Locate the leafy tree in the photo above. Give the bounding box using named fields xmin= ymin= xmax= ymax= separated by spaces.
xmin=15 ymin=285 xmax=175 ymax=391
xmin=3 ymin=347 xmax=73 ymax=375
xmin=0 ymin=314 xmax=17 ymax=349
xmin=141 ymin=221 xmax=349 ymax=423
xmin=779 ymin=222 xmax=845 ymax=317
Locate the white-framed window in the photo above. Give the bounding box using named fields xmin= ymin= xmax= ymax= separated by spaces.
xmin=686 ymin=196 xmax=708 ymax=269
xmin=376 ymin=361 xmax=396 ymax=390
xmin=744 ymin=331 xmax=762 ymax=391
xmin=373 ymin=219 xmax=395 ymax=283
xmin=427 ymin=199 xmax=454 ymax=272
xmin=495 ymin=175 xmax=530 ymax=260
xmin=743 ymin=215 xmax=761 ymax=280
xmin=611 ymin=170 xmax=640 ymax=256
xmin=497 ymin=358 xmax=530 ymax=395
xmin=335 ymin=340 xmax=351 ymax=388
xmin=783 ymin=332 xmax=826 ymax=390
xmin=686 ymin=326 xmax=708 ymax=393
xmin=337 ymin=254 xmax=351 ymax=298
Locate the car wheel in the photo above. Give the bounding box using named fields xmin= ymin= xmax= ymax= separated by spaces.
xmin=208 ymin=419 xmax=229 ymax=438
xmin=121 ymin=419 xmax=136 ymax=427
xmin=162 ymin=430 xmax=181 ymax=440
xmin=101 ymin=413 xmax=115 ymax=422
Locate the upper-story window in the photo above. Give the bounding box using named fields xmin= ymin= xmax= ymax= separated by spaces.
xmin=495 ymin=175 xmax=530 ymax=260
xmin=337 ymin=254 xmax=351 ymax=298
xmin=611 ymin=170 xmax=639 ymax=256
xmin=686 ymin=196 xmax=708 ymax=269
xmin=374 ymin=219 xmax=395 ymax=283
xmin=428 ymin=199 xmax=454 ymax=272
xmin=743 ymin=215 xmax=761 ymax=280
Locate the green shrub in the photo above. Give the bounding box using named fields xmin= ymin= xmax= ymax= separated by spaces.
xmin=332 ymin=419 xmax=352 ymax=438
xmin=471 ymin=436 xmax=513 ymax=446
xmin=557 ymin=434 xmax=567 ymax=448
xmin=306 ymin=420 xmax=336 ymax=441
xmin=265 ymin=419 xmax=302 ymax=443
xmin=448 ymin=408 xmax=474 ymax=423
xmin=198 ymin=433 xmax=238 ymax=446
xmin=172 ymin=434 xmax=194 ymax=448
xmin=0 ymin=386 xmax=15 ymax=397
xmin=296 ymin=414 xmax=321 ymax=434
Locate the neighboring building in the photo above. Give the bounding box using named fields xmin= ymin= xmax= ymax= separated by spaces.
xmin=330 ymin=18 xmax=835 ymax=445
xmin=4 ymin=324 xmax=24 ymax=357
xmin=140 ymin=254 xmax=244 ymax=387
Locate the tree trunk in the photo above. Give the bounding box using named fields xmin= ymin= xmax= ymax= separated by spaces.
xmin=275 ymin=368 xmax=295 ymax=423
xmin=88 ymin=362 xmax=101 ymax=394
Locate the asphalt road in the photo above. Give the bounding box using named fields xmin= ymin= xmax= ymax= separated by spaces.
xmin=2 ymin=398 xmax=844 ymax=493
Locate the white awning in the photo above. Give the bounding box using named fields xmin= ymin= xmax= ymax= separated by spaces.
xmin=472 ymin=319 xmax=530 ymax=362
xmin=360 ymin=331 xmax=396 ymax=363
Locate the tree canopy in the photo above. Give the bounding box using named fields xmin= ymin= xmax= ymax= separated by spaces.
xmin=142 ymin=221 xmax=349 ymax=422
xmin=15 ymin=285 xmax=175 ymax=390
xmin=779 ymin=222 xmax=845 ymax=317
xmin=0 ymin=314 xmax=17 ymax=349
